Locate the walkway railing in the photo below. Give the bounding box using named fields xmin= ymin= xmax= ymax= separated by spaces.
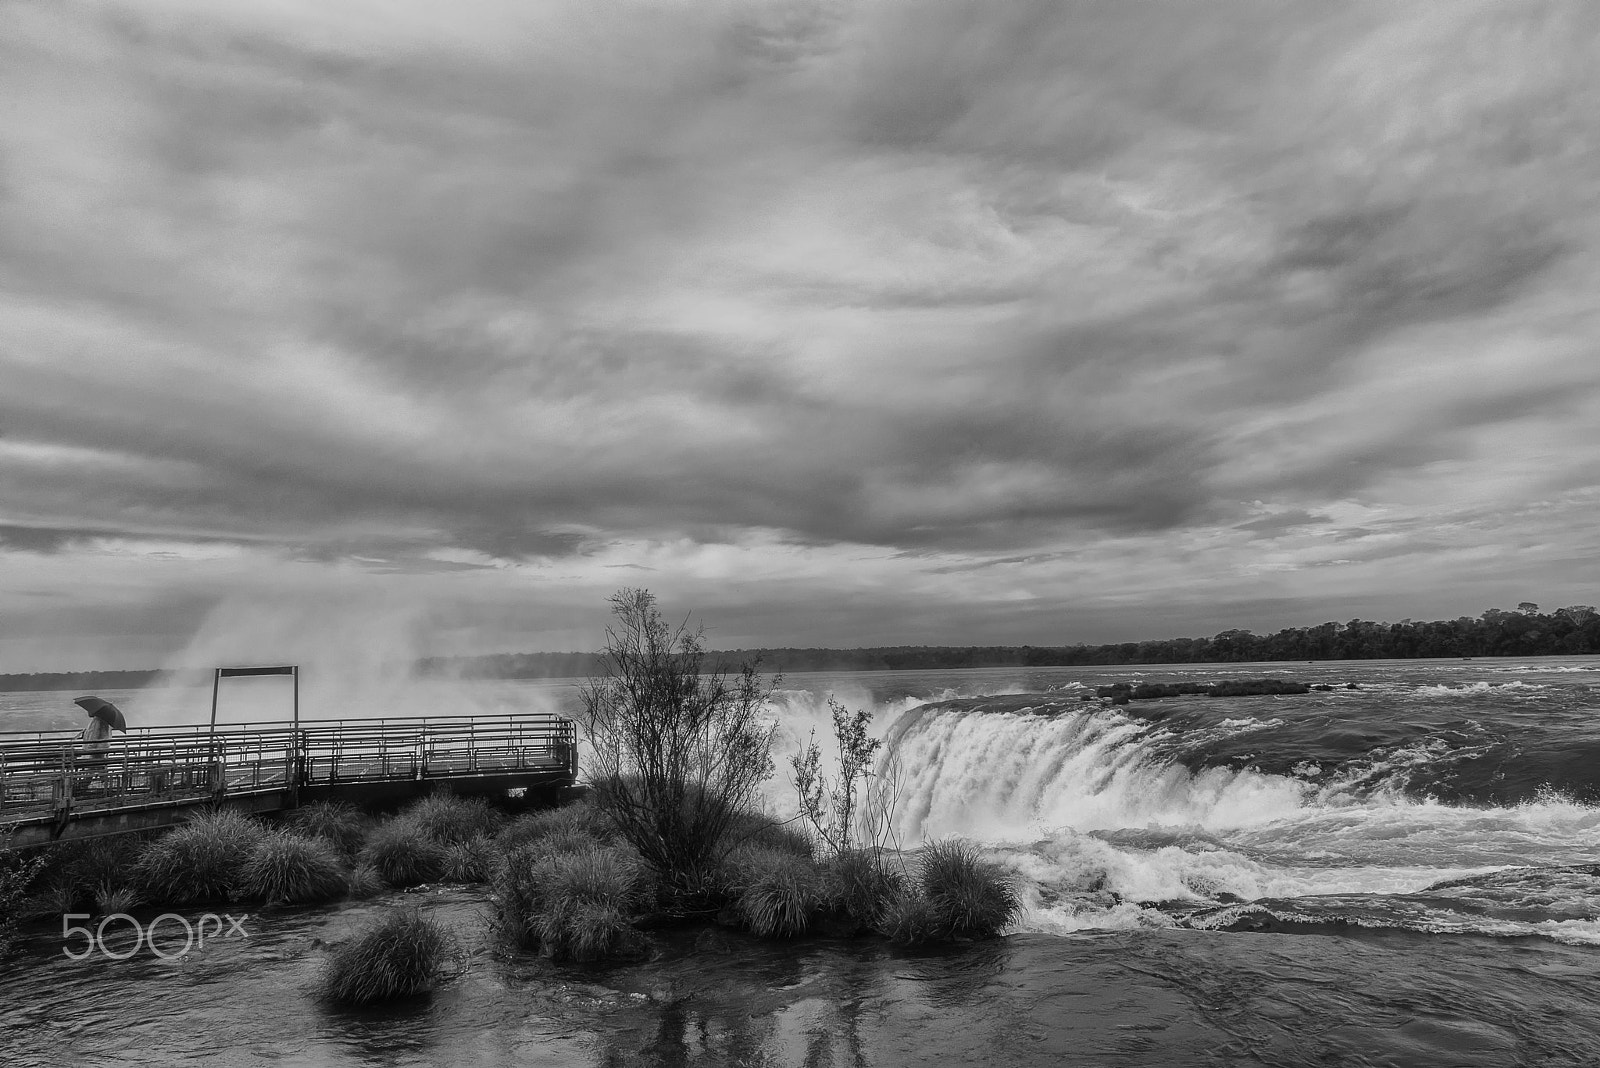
xmin=0 ymin=714 xmax=577 ymax=835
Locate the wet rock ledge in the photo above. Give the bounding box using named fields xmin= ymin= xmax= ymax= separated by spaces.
xmin=1089 ymin=679 xmax=1313 ymax=704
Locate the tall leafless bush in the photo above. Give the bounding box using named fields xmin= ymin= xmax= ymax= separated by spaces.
xmin=580 ymin=589 xmax=776 ymax=905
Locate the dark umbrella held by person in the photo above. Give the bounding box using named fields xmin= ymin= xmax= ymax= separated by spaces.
xmin=74 ymin=696 xmax=127 ymax=755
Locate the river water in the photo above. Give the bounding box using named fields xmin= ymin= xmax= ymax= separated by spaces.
xmin=3 ymin=656 xmax=1599 ymax=1066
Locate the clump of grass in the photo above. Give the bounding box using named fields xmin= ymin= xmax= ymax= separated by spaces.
xmin=729 ymin=847 xmax=822 ymax=938
xmin=496 ymin=799 xmax=617 ymax=854
xmin=404 ymin=794 xmax=504 ymax=847
xmin=359 ymin=821 xmax=448 ymax=888
xmin=877 ymin=891 xmax=938 ymax=944
xmin=238 ymin=832 xmax=348 ymax=905
xmin=346 ymin=864 xmax=384 ymax=900
xmin=537 ymin=828 xmax=611 ymax=858
xmin=821 ymin=848 xmax=904 ymax=931
xmin=492 ymin=843 xmax=649 ymax=961
xmin=33 ymin=837 xmax=145 ymax=913
xmin=93 ymin=883 xmax=141 ymax=916
xmin=320 ymin=909 xmax=450 ymax=1005
xmin=441 ymin=835 xmax=495 ymax=885
xmin=882 ymin=839 xmax=1018 ymax=944
xmin=135 ymin=809 xmax=266 ymax=905
xmin=534 ymin=899 xmax=644 ymax=962
xmin=289 ymin=802 xmax=371 ymax=856
xmin=722 ymin=812 xmax=813 ymax=859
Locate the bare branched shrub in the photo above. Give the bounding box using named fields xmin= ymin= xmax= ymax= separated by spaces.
xmin=580 ymin=589 xmax=776 ymax=905
xmin=791 ymin=699 xmax=906 ymax=859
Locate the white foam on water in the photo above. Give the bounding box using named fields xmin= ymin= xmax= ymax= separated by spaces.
xmin=861 ymin=699 xmax=1600 ymax=943
xmin=1414 ymin=680 xmax=1547 ymax=697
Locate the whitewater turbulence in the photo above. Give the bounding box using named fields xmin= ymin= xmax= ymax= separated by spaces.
xmin=861 ymin=694 xmax=1600 ymax=945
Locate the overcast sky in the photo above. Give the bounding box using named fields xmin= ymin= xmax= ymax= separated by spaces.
xmin=2 ymin=0 xmax=1598 ymax=672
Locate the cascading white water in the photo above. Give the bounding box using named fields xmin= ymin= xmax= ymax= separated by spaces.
xmin=883 ymin=704 xmax=1309 ymax=842
xmin=832 ymin=697 xmax=1600 ymax=942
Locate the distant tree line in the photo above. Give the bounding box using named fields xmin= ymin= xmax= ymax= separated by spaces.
xmin=4 ymin=604 xmax=1596 ymax=692
xmin=0 ymin=669 xmax=164 ymax=694
xmin=420 ymin=603 xmax=1600 ymax=675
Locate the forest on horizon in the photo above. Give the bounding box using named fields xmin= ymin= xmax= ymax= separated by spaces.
xmin=4 ymin=603 xmax=1596 ymax=692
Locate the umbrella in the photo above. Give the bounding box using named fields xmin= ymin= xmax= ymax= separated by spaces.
xmin=74 ymin=696 xmax=126 ymax=732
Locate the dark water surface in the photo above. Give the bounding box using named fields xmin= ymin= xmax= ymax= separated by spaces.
xmin=4 ymin=656 xmax=1599 ymax=1065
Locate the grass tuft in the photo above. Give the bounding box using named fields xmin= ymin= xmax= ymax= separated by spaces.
xmin=93 ymin=883 xmax=141 ymax=916
xmin=495 ymin=799 xmax=617 ymax=854
xmin=320 ymin=908 xmax=450 ymax=1004
xmin=533 ymin=899 xmax=645 ymax=962
xmin=404 ymin=794 xmax=504 ymax=847
xmin=346 ymin=863 xmax=384 ymax=900
xmin=821 ymin=848 xmax=904 ymax=930
xmin=441 ymin=835 xmax=496 ymax=885
xmin=359 ymin=820 xmax=448 ymax=888
xmin=135 ymin=809 xmax=266 ymax=905
xmin=881 ymin=839 xmax=1019 ymax=944
xmin=876 ymin=891 xmax=938 ymax=944
xmin=730 ymin=847 xmax=822 ymax=938
xmin=238 ymin=832 xmax=348 ymax=905
xmin=491 ymin=843 xmax=648 ymax=961
xmin=288 ymin=802 xmax=371 ymax=856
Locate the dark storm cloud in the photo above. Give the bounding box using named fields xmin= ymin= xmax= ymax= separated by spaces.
xmin=2 ymin=0 xmax=1599 ymax=665
xmin=0 ymin=524 xmax=74 ymax=554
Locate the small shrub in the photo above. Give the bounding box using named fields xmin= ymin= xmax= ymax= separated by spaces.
xmin=320 ymin=909 xmax=450 ymax=1004
xmin=289 ymin=802 xmax=370 ymax=856
xmin=441 ymin=835 xmax=495 ymax=885
xmin=492 ymin=843 xmax=648 ymax=961
xmin=404 ymin=794 xmax=504 ymax=847
xmin=791 ymin=698 xmax=885 ymax=855
xmin=731 ymin=849 xmax=822 ymax=938
xmin=496 ymin=800 xmax=617 ymax=854
xmin=821 ymin=848 xmax=904 ymax=930
xmin=359 ymin=821 xmax=448 ymax=888
xmin=884 ymin=840 xmax=1018 ymax=944
xmin=238 ymin=832 xmax=348 ymax=905
xmin=136 ymin=810 xmax=266 ymax=905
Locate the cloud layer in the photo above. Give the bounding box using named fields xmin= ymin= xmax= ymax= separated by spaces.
xmin=3 ymin=0 xmax=1599 ymax=668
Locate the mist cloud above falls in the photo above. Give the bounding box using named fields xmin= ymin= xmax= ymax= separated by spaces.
xmin=2 ymin=1 xmax=1598 ymax=668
